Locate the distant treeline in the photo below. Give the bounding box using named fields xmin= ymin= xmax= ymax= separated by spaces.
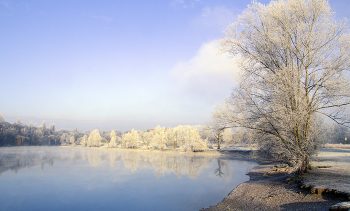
xmin=1 ymin=113 xmax=348 ymax=150
xmin=0 ymin=114 xmax=238 ymax=151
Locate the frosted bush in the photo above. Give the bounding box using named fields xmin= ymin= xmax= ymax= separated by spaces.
xmin=181 ymin=138 xmax=208 ymax=152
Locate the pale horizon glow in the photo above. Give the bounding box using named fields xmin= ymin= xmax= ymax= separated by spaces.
xmin=1 ymin=0 xmax=349 ymax=131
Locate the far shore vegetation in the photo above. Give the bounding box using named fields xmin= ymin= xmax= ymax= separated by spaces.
xmin=0 ymin=113 xmax=349 ymax=153
xmin=0 ymin=114 xmax=239 ymax=152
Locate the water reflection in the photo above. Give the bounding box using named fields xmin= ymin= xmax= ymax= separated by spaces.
xmin=214 ymin=160 xmax=233 ymax=180
xmin=0 ymin=147 xmax=234 ymax=180
xmin=215 ymin=160 xmax=224 ymax=177
xmin=0 ymin=146 xmax=257 ymax=211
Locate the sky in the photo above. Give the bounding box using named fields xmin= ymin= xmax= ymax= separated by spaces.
xmin=1 ymin=0 xmax=350 ymax=131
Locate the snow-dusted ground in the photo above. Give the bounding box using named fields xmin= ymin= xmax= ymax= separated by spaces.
xmin=204 ymin=148 xmax=350 ymax=211
xmin=303 ymin=148 xmax=350 ymax=196
xmin=219 ymin=146 xmax=258 ymax=152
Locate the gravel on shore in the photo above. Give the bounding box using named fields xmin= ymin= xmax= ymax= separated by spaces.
xmin=203 ymin=176 xmax=346 ymax=211
xmin=203 ymin=148 xmax=350 ymax=211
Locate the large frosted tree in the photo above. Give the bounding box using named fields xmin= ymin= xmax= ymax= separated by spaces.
xmin=212 ymin=0 xmax=350 ymax=172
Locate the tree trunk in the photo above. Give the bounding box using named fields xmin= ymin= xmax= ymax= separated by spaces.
xmin=298 ymin=155 xmax=311 ymax=175
xmin=218 ymin=135 xmax=221 ymax=150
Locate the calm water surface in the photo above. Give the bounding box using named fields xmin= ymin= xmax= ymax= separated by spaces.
xmin=0 ymin=146 xmax=257 ymax=211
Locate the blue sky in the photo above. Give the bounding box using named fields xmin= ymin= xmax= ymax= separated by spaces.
xmin=1 ymin=0 xmax=349 ymax=131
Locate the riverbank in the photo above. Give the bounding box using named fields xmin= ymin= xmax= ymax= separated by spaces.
xmin=203 ymin=176 xmax=346 ymax=211
xmin=203 ymin=147 xmax=350 ymax=211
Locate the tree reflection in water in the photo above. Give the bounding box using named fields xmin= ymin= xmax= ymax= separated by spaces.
xmin=215 ymin=160 xmax=224 ymax=177
xmin=214 ymin=160 xmax=232 ymax=181
xmin=0 ymin=146 xmax=258 ymax=211
xmin=0 ymin=146 xmax=235 ymax=179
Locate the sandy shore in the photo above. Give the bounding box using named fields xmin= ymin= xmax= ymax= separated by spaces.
xmin=203 ymin=148 xmax=350 ymax=211
xmin=203 ymin=176 xmax=346 ymax=211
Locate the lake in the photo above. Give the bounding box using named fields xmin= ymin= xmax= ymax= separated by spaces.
xmin=0 ymin=146 xmax=257 ymax=211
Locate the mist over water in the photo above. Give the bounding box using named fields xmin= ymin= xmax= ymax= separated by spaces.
xmin=0 ymin=147 xmax=257 ymax=211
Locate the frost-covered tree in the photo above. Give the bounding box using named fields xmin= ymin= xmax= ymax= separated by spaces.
xmin=121 ymin=129 xmax=139 ymax=148
xmin=60 ymin=134 xmax=68 ymax=146
xmin=50 ymin=123 xmax=56 ymax=133
xmin=70 ymin=136 xmax=75 ymax=147
xmin=152 ymin=126 xmax=167 ymax=149
xmin=173 ymin=125 xmax=185 ymax=148
xmin=42 ymin=121 xmax=46 ymax=131
xmin=109 ymin=130 xmax=117 ymax=147
xmin=214 ymin=0 xmax=350 ymax=172
xmin=30 ymin=128 xmax=46 ymax=145
xmin=166 ymin=128 xmax=177 ymax=149
xmin=80 ymin=134 xmax=88 ymax=146
xmin=16 ymin=118 xmax=21 ymax=125
xmin=182 ymin=126 xmax=208 ymax=152
xmin=88 ymin=129 xmax=101 ymax=147
xmin=205 ymin=120 xmax=226 ymax=150
xmin=139 ymin=131 xmax=154 ymax=149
